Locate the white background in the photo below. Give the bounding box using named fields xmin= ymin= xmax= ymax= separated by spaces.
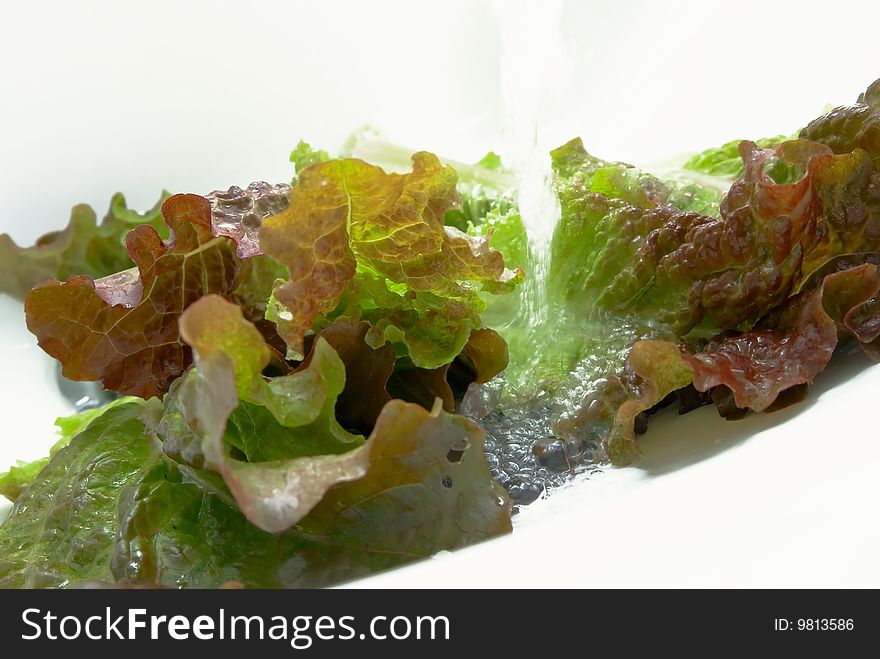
xmin=2 ymin=0 xmax=880 ymax=587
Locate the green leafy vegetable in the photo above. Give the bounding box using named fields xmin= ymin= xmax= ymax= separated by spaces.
xmin=0 ymin=191 xmax=169 ymax=300
xmin=24 ymin=195 xmax=245 ymax=398
xmin=800 ymin=78 xmax=880 ymax=164
xmin=117 ymin=398 xmax=511 ymax=588
xmin=542 ymin=83 xmax=880 ymax=464
xmin=169 ymin=294 xmax=363 ymax=533
xmin=0 ymin=460 xmax=48 ymax=503
xmin=168 ymin=295 xmax=512 ymax=534
xmin=683 ymin=135 xmax=792 ymax=178
xmin=558 ymin=264 xmax=880 ymax=463
xmin=0 ymin=401 xmax=158 ymax=588
xmin=9 ymin=77 xmax=880 ymax=590
xmin=551 ymin=137 xmax=724 ymax=215
xmin=0 ymin=397 xmax=140 ymax=502
xmin=289 ymin=140 xmax=330 ymax=180
xmin=1 ymin=392 xmax=510 ymax=587
xmin=548 ymin=137 xmax=880 ymax=339
xmin=260 ymin=152 xmax=522 ymax=367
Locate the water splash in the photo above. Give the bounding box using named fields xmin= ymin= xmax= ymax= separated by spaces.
xmin=465 ymin=2 xmax=606 ymax=506
xmin=494 ymin=0 xmax=567 ymax=323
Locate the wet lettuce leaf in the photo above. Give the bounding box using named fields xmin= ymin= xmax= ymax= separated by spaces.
xmin=683 ymin=135 xmax=792 ymax=178
xmin=682 ymin=264 xmax=880 ymax=410
xmin=23 ymin=192 xmax=289 ymax=399
xmin=800 ymin=79 xmax=880 ymax=164
xmin=551 ymin=137 xmax=724 ymax=215
xmin=0 ymin=459 xmax=49 ymax=504
xmin=206 ymin=181 xmax=291 ymax=259
xmin=9 ymin=78 xmax=880 ymax=590
xmin=445 ymin=151 xmax=515 ymax=232
xmin=558 ymin=264 xmax=880 ymax=463
xmin=549 ymin=136 xmax=880 ymax=337
xmin=166 ymin=295 xmax=510 ymax=534
xmin=24 ymin=195 xmax=242 ymax=399
xmin=116 ymin=398 xmax=511 ymax=588
xmin=260 ymin=152 xmax=522 ymax=368
xmin=298 ymin=321 xmax=508 ymax=433
xmin=0 ymin=191 xmax=169 ymax=300
xmin=0 ymin=397 xmax=140 ymax=502
xmin=0 ymin=401 xmax=158 ymax=588
xmin=0 ymin=359 xmax=511 ymax=587
xmin=169 ymin=295 xmax=364 ymax=533
xmin=544 ymin=81 xmax=880 ymax=464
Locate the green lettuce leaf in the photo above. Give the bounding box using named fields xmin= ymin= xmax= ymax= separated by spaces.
xmin=542 ymin=94 xmax=880 ymax=465
xmin=0 ymin=460 xmax=48 ymax=504
xmin=115 ymin=398 xmax=511 ymax=588
xmin=551 ymin=137 xmax=724 ymax=215
xmin=0 ymin=338 xmax=511 ymax=587
xmin=167 ymin=294 xmax=363 ymax=533
xmin=297 ymin=320 xmax=507 ymax=432
xmin=548 ymin=138 xmax=877 ymax=338
xmin=289 ymin=140 xmax=330 ymax=181
xmin=683 ymin=135 xmax=792 ymax=178
xmin=0 ymin=397 xmax=140 ymax=502
xmin=260 ymin=152 xmax=522 ymax=368
xmin=444 ymin=151 xmax=515 ymax=232
xmin=168 ymin=295 xmax=511 ymax=534
xmin=0 ymin=192 xmax=169 ymax=300
xmin=0 ymin=401 xmax=158 ymax=587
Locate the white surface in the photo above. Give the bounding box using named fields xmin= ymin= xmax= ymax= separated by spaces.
xmin=0 ymin=297 xmax=73 ymax=491
xmin=2 ymin=0 xmax=880 ymax=586
xmin=346 ymin=349 xmax=880 ymax=588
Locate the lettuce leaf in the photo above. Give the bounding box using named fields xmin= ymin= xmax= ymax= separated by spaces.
xmin=164 ymin=295 xmax=511 ymax=534
xmin=0 ymin=397 xmax=140 ymax=502
xmin=544 ymin=92 xmax=880 ymax=465
xmin=289 ymin=140 xmax=329 ymax=181
xmin=683 ymin=135 xmax=792 ymax=178
xmin=0 ymin=460 xmax=49 ymax=504
xmin=684 ymin=264 xmax=880 ymax=409
xmin=22 ymin=190 xmax=292 ymax=399
xmin=800 ymin=78 xmax=880 ymax=164
xmin=11 ymin=79 xmax=880 ymax=590
xmin=0 ymin=392 xmax=510 ymax=587
xmin=167 ymin=295 xmax=363 ymax=533
xmin=299 ymin=321 xmax=507 ymax=433
xmin=549 ymin=137 xmax=880 ymax=338
xmin=115 ymin=398 xmax=511 ymax=588
xmin=551 ymin=137 xmax=724 ymax=215
xmin=559 ymin=264 xmax=880 ymax=463
xmin=0 ymin=191 xmax=169 ymax=300
xmin=206 ymin=181 xmax=291 ymax=259
xmin=0 ymin=401 xmax=158 ymax=588
xmin=260 ymin=152 xmax=522 ymax=368
xmin=24 ymin=195 xmax=244 ymax=398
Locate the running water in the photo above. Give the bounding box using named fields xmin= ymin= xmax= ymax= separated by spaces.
xmin=468 ymin=2 xmax=603 ymax=507
xmin=494 ymin=0 xmax=565 ymax=323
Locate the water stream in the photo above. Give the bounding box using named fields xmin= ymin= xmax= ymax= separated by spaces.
xmin=468 ymin=2 xmax=596 ymax=506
